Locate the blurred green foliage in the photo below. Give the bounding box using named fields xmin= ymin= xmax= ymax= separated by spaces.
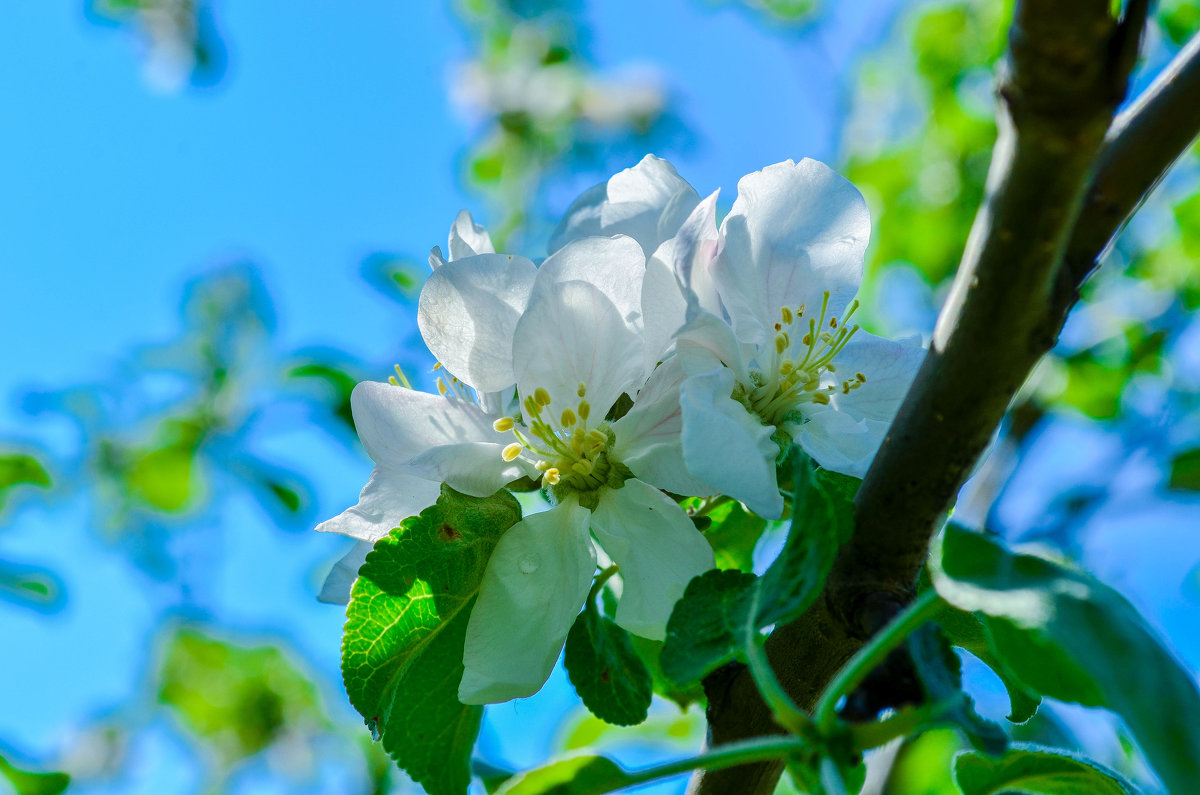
xmin=0 ymin=454 xmax=50 ymax=514
xmin=86 ymin=0 xmax=225 ymax=89
xmin=157 ymin=627 xmax=327 ymax=764
xmin=453 ymin=0 xmax=676 ymax=248
xmin=0 ymin=752 xmax=70 ymax=795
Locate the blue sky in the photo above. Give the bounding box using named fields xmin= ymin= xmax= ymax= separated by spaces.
xmin=5 ymin=1 xmax=1198 ymax=793
xmin=0 ymin=2 xmax=909 ymax=791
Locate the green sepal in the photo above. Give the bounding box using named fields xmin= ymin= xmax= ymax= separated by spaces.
xmin=342 ymin=485 xmax=522 ymax=795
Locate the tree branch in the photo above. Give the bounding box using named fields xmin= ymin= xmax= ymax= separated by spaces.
xmin=691 ymin=2 xmax=1176 ymax=792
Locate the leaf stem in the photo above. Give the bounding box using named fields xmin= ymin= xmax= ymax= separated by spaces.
xmin=586 ymin=564 xmax=620 ymax=609
xmin=813 ymin=589 xmax=942 ymax=731
xmin=847 ymin=701 xmax=947 ymax=752
xmin=745 ymin=634 xmax=814 ymax=738
xmin=615 ymin=735 xmax=811 ymax=792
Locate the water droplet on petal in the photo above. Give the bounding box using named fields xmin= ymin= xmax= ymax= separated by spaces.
xmin=518 ymin=553 xmax=541 ymax=574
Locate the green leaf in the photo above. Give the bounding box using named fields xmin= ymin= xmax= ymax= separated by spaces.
xmin=494 ymin=754 xmax=633 ymax=795
xmin=343 ymin=485 xmax=523 ymax=795
xmin=931 ymin=525 xmax=1200 ymax=794
xmin=908 ymin=623 xmax=1008 ymax=755
xmin=157 ymin=627 xmax=324 ymax=762
xmin=628 ymin=636 xmax=705 ymax=710
xmin=0 ymin=453 xmax=51 ymax=511
xmin=702 ymin=500 xmax=769 ymax=572
xmin=661 ymin=452 xmax=846 ymax=687
xmin=564 ymin=606 xmax=652 ymax=726
xmin=1168 ymin=448 xmax=1200 ymax=491
xmin=955 ymin=745 xmax=1141 ymax=794
xmin=0 ymin=753 xmax=69 ymax=795
xmin=929 ymin=590 xmax=1040 ymax=724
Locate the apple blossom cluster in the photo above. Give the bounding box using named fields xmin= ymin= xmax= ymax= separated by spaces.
xmin=318 ymin=155 xmax=923 ymax=704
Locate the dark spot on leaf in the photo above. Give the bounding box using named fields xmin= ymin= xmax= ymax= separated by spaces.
xmin=438 ymin=523 xmax=461 ymax=542
xmin=601 ymin=667 xmax=611 ymax=683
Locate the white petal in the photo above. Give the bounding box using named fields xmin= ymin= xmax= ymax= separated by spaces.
xmin=681 ymin=368 xmax=783 ymax=519
xmin=549 ymin=155 xmax=699 ymax=255
xmin=459 ymin=502 xmax=596 ymax=703
xmin=315 ymin=466 xmax=441 ymax=542
xmin=656 ymin=190 xmax=722 ymax=316
xmin=417 ymin=253 xmax=538 ymax=393
xmin=612 ymin=358 xmax=715 ymax=497
xmin=794 ymin=408 xmax=882 ymax=479
xmin=534 ymin=235 xmax=646 ymax=329
xmin=429 ymin=245 xmax=448 ymax=271
xmin=674 ymin=310 xmax=751 ymax=380
xmin=513 ymin=280 xmax=645 ymax=421
xmin=641 ymin=256 xmax=688 ymax=370
xmin=715 ymin=159 xmax=869 ymax=345
xmin=448 ymin=209 xmax=496 ymax=261
xmin=590 ymin=479 xmax=714 ymax=640
xmin=317 ymin=541 xmax=373 ymax=605
xmin=351 ymin=382 xmax=521 ymax=497
xmin=832 ymin=331 xmax=925 ymax=422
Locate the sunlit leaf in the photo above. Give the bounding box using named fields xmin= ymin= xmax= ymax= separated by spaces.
xmin=702 ymin=500 xmax=769 ymax=572
xmin=494 ymin=754 xmax=633 ymax=795
xmin=342 ymin=486 xmax=522 ymax=795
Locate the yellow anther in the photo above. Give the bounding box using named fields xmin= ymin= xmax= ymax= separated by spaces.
xmin=577 ymin=382 xmax=587 ymax=397
xmin=812 ymin=393 xmax=831 ymax=405
xmin=780 ymin=360 xmax=795 ymax=374
xmin=388 ymin=376 xmax=399 ymax=386
xmin=493 ymin=417 xmax=515 ymax=432
xmin=560 ymin=409 xmax=577 ymax=427
xmin=534 ymin=387 xmax=552 ymax=406
xmin=857 ymin=372 xmax=867 ymax=383
xmin=802 ymin=334 xmax=812 ymax=346
xmin=578 ymin=401 xmax=591 ymax=421
xmin=827 ymin=363 xmax=836 ymax=373
xmin=587 ymin=429 xmax=608 ymax=445
xmin=797 ymin=304 xmax=806 ymax=317
xmin=781 ymin=306 xmax=794 ymax=324
xmin=502 ymin=443 xmax=523 ymax=461
xmin=535 ymin=460 xmax=552 ymax=472
xmin=842 ymin=382 xmax=851 ymax=394
xmin=543 ymin=468 xmax=561 ymax=485
xmin=523 ymin=396 xmax=540 ymax=416
xmin=433 ymin=361 xmax=442 ymax=370
xmin=436 ymin=378 xmax=449 ymax=396
xmin=830 ymin=317 xmax=838 ymax=329
xmin=775 ymin=334 xmax=787 ymax=354
xmin=572 ymin=460 xmax=594 ymax=476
